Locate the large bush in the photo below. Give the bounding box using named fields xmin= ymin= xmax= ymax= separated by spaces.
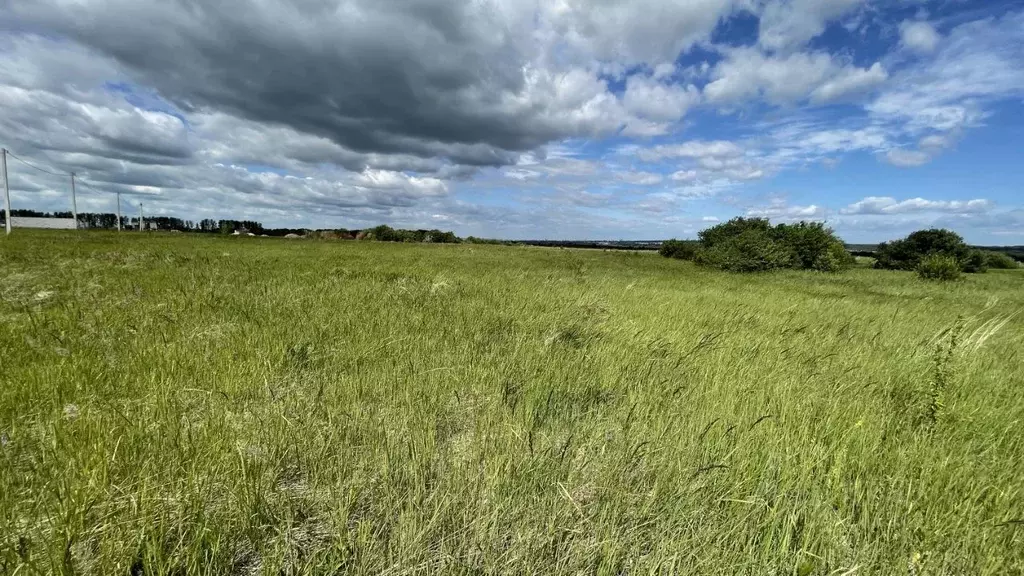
xmin=917 ymin=254 xmax=963 ymax=282
xmin=698 ymin=217 xmax=774 ymax=248
xmin=984 ymin=251 xmax=1019 ymax=269
xmin=961 ymin=249 xmax=989 ymax=274
xmin=688 ymin=218 xmax=851 ymax=273
xmin=694 ymin=228 xmax=795 ymax=272
xmin=659 ymin=239 xmax=698 ymax=260
xmin=875 ymin=229 xmax=973 ymax=271
xmin=773 ymin=221 xmax=856 ymax=272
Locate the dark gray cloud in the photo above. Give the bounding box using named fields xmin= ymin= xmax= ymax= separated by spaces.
xmin=5 ymin=0 xmax=565 ymax=166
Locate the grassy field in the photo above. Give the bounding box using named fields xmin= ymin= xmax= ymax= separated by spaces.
xmin=1 ymin=231 xmax=1023 ymax=575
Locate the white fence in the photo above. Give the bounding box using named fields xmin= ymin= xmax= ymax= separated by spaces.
xmin=10 ymin=217 xmax=78 ymax=230
xmin=2 ymin=147 xmax=158 ymax=235
xmin=2 ymin=147 xmax=82 ymax=235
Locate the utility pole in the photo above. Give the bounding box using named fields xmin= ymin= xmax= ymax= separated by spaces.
xmin=116 ymin=192 xmax=122 ymax=231
xmin=2 ymin=149 xmax=10 ymax=236
xmin=70 ymin=172 xmax=78 ymax=229
xmin=139 ymin=203 xmax=143 ymax=232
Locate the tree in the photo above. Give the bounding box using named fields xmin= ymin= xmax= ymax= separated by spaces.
xmin=874 ymin=229 xmax=984 ymax=273
xmin=428 ymin=230 xmax=459 ymax=243
xmin=365 ymin=225 xmax=398 ymax=241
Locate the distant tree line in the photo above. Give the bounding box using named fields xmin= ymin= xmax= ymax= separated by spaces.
xmin=356 ymin=225 xmax=459 ymax=243
xmin=3 ymin=210 xmax=462 ymax=244
xmin=465 ymin=236 xmax=515 ymax=245
xmin=522 ymin=239 xmax=659 ymax=250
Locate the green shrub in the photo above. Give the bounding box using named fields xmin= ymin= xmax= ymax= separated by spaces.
xmin=698 ymin=217 xmax=774 ymax=249
xmin=365 ymin=224 xmax=399 ymax=241
xmin=875 ymin=229 xmax=971 ymax=271
xmin=773 ymin=221 xmax=854 ymax=272
xmin=917 ymin=254 xmax=963 ymax=282
xmin=984 ymin=251 xmax=1019 ymax=269
xmin=691 ymin=217 xmax=851 ymax=273
xmin=426 ymin=230 xmax=459 ymax=243
xmin=813 ymin=240 xmax=858 ymax=273
xmin=659 ymin=239 xmax=698 ymax=260
xmin=694 ymin=228 xmax=795 ymax=272
xmin=961 ymin=249 xmax=989 ymax=274
xmin=465 ymin=236 xmax=511 ymax=245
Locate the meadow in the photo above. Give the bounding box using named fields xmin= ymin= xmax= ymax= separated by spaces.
xmin=1 ymin=230 xmax=1022 ymax=575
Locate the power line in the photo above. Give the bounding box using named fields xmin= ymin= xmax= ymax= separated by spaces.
xmin=5 ymin=150 xmax=67 ymax=177
xmin=74 ymin=178 xmax=108 ymax=195
xmin=1 ymin=148 xmax=161 ymax=197
xmin=78 ymin=178 xmax=161 ymax=197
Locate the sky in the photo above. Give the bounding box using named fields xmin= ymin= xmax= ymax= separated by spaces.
xmin=0 ymin=0 xmax=1022 ymax=243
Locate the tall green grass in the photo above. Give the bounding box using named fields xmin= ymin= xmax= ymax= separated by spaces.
xmin=2 ymin=231 xmax=1022 ymax=574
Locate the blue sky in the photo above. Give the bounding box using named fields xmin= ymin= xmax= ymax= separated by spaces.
xmin=1 ymin=0 xmax=1022 ymax=243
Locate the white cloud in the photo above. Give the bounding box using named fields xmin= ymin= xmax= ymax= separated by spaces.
xmin=532 ymin=156 xmax=599 ymax=177
xmin=559 ymin=189 xmax=614 ymax=207
xmin=670 ymin=170 xmax=698 ymax=182
xmin=0 ymin=85 xmax=193 ymax=164
xmin=918 ymin=133 xmax=952 ymax=151
xmin=789 ymin=205 xmax=824 ymax=218
xmin=869 ymin=12 xmax=1024 ymax=135
xmin=352 ymin=170 xmax=448 ymax=197
xmin=746 ymin=199 xmax=825 ymax=220
xmin=652 ymin=62 xmax=676 ymax=80
xmin=841 ymin=197 xmax=992 ymax=215
xmin=637 ymin=140 xmax=744 ymax=162
xmin=617 ymin=171 xmax=664 ymax=185
xmin=884 ymin=149 xmax=931 ymax=168
xmin=770 ymin=124 xmax=888 ymax=156
xmin=758 ymin=0 xmax=866 ymax=52
xmin=619 ymin=119 xmax=672 ymax=138
xmin=630 ymin=139 xmax=767 ymax=185
xmin=504 ymin=168 xmax=542 ymax=180
xmin=705 ymin=48 xmax=886 ymax=106
xmin=809 ymin=62 xmax=888 ymax=104
xmin=900 ymin=21 xmax=941 ymax=54
xmin=622 ymin=75 xmax=700 ymax=123
xmin=548 ymin=0 xmax=746 ymax=65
